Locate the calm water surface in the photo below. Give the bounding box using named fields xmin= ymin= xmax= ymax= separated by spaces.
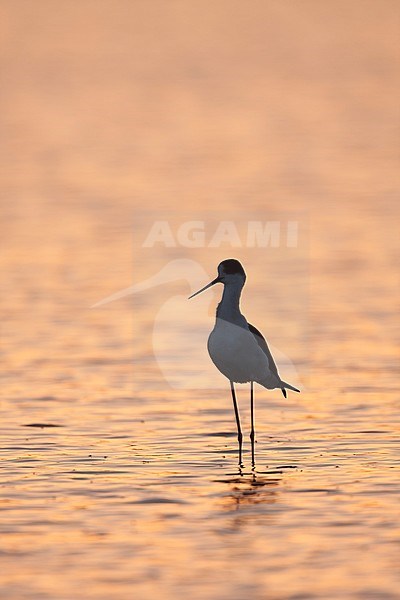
xmin=1 ymin=2 xmax=399 ymax=599
xmin=1 ymin=217 xmax=399 ymax=599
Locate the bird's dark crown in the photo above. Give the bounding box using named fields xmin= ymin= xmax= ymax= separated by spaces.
xmin=218 ymin=259 xmax=246 ymax=277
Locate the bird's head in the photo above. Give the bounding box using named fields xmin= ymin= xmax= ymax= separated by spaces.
xmin=188 ymin=259 xmax=246 ymax=299
xmin=217 ymin=259 xmax=246 ymax=285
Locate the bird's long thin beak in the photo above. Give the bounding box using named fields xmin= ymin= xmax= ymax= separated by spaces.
xmin=188 ymin=276 xmax=221 ymax=299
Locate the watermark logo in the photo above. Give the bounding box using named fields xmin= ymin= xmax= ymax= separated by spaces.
xmin=142 ymin=221 xmax=298 ymax=248
xmin=92 ymin=215 xmax=302 ymax=389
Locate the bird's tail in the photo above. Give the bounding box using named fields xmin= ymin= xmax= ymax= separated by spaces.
xmin=258 ymin=376 xmax=300 ymax=394
xmin=280 ymin=380 xmax=300 ymax=393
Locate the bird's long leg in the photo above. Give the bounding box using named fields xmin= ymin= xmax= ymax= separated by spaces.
xmin=230 ymin=381 xmax=243 ymax=468
xmin=250 ymin=381 xmax=256 ymax=468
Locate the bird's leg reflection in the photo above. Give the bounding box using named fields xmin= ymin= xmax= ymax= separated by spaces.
xmin=250 ymin=381 xmax=256 ymax=469
xmin=223 ymin=476 xmax=280 ymax=525
xmin=230 ymin=380 xmax=243 ymax=468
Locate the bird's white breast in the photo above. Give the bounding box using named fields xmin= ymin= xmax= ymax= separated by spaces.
xmin=207 ymin=318 xmax=271 ymax=383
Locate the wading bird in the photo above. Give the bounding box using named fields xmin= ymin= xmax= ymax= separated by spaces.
xmin=189 ymin=259 xmax=300 ymax=468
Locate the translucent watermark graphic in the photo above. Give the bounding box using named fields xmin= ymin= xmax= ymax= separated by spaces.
xmin=142 ymin=220 xmax=299 ymax=248
xmin=92 ymin=212 xmax=307 ymax=392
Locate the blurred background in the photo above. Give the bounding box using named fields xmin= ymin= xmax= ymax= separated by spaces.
xmin=0 ymin=2 xmax=399 ymax=600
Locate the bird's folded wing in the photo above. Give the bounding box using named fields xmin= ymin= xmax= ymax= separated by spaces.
xmin=248 ymin=323 xmax=279 ymax=377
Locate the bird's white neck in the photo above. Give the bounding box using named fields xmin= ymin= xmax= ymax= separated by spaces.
xmin=216 ymin=283 xmax=244 ymax=322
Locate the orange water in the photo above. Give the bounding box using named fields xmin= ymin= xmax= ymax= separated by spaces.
xmin=1 ymin=2 xmax=399 ymax=599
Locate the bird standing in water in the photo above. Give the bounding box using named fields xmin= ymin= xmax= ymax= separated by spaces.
xmin=189 ymin=259 xmax=300 ymax=468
